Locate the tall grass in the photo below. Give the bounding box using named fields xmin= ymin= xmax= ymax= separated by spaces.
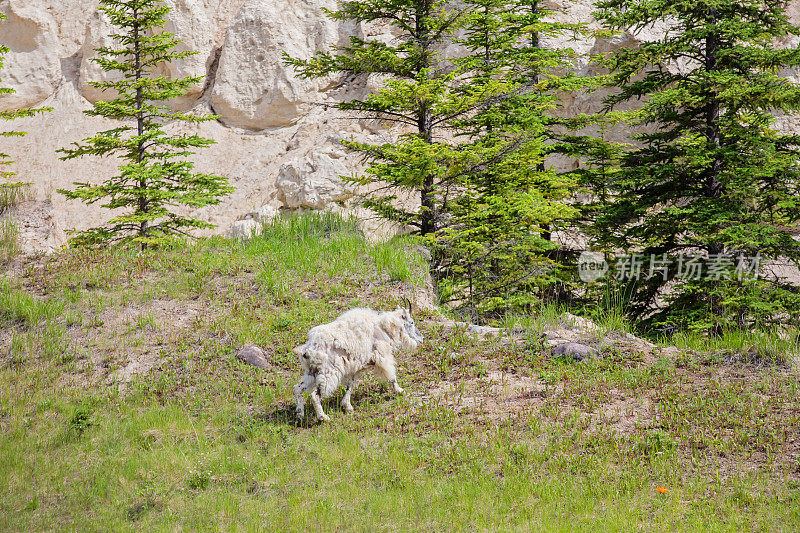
xmin=0 ymin=277 xmax=64 ymax=326
xmin=0 ymin=182 xmax=31 ymax=212
xmin=668 ymin=328 xmax=799 ymax=365
xmin=500 ymin=302 xmax=566 ymax=333
xmin=498 ymin=301 xmax=633 ymax=336
xmin=0 ymin=217 xmax=20 ymax=261
xmin=370 ymin=236 xmax=428 ymax=285
xmin=247 ymin=212 xmax=425 ymax=286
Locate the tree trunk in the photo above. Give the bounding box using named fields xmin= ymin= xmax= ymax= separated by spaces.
xmin=417 ymin=0 xmax=435 ymax=236
xmin=133 ymin=7 xmax=148 ymax=249
xmin=704 ymin=7 xmax=724 ymax=256
xmin=531 ymin=0 xmax=551 ymax=242
xmin=704 ymin=8 xmax=723 ymax=200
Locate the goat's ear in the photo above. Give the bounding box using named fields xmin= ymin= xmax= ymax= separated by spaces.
xmin=292 ymin=344 xmax=306 ymax=356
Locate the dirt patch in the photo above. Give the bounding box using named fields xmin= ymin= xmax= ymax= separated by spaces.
xmin=425 ymin=371 xmax=655 ymax=437
xmin=427 ymin=371 xmax=554 ymax=421
xmin=588 ymin=391 xmax=654 ymax=435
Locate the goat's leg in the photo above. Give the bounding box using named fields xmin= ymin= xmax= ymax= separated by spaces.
xmin=293 ymin=375 xmax=314 ymax=420
xmin=310 ymin=386 xmax=330 ymax=422
xmin=374 ymin=357 xmax=403 ymax=394
xmin=341 ymin=377 xmax=355 ymax=413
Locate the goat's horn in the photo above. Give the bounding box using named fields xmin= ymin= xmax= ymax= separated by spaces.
xmin=401 ymin=297 xmax=413 ymax=313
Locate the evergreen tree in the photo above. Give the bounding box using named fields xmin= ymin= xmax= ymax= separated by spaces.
xmin=288 ymin=0 xmax=596 ymax=317
xmin=592 ymin=0 xmax=800 ymax=331
xmin=58 ymin=0 xmax=232 ymax=249
xmin=0 ymin=12 xmax=51 ymax=210
xmin=285 ymin=0 xmax=468 ymax=236
xmin=429 ymin=0 xmax=587 ymax=315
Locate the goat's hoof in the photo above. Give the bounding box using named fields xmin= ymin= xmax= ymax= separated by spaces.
xmin=318 ymin=414 xmax=331 ymax=422
xmin=394 ymin=387 xmax=404 ymax=395
xmin=342 ymin=404 xmax=354 ymax=413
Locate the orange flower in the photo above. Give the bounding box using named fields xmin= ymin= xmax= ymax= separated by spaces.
xmin=656 ymin=486 xmax=668 ymax=494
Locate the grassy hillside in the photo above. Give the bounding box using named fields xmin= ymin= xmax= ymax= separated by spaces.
xmin=1 ymin=214 xmax=798 ymax=531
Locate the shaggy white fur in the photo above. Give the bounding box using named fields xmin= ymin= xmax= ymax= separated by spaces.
xmin=293 ymin=307 xmax=424 ymax=421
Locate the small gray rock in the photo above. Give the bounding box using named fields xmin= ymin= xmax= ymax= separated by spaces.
xmin=547 ymin=339 xmax=570 ymax=347
xmin=551 ymin=342 xmax=598 ymax=362
xmin=467 ymin=324 xmax=503 ymax=338
xmin=226 ymin=219 xmax=260 ymax=241
xmin=236 ymin=344 xmax=269 ymax=369
xmin=414 ymin=244 xmax=432 ymax=261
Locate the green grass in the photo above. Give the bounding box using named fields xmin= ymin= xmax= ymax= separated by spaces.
xmin=0 ymin=181 xmax=31 ymax=211
xmin=668 ymin=328 xmax=800 ymax=366
xmin=499 ymin=302 xmax=633 ymax=337
xmin=0 ymin=182 xmax=31 ymax=262
xmin=1 ymin=213 xmax=798 ymax=531
xmin=0 ymin=217 xmax=21 ymax=262
xmin=499 ymin=302 xmax=567 ymax=333
xmin=0 ymin=276 xmax=65 ymax=325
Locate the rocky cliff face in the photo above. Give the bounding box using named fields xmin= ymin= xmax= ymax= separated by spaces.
xmin=1 ymin=0 xmax=800 ymax=252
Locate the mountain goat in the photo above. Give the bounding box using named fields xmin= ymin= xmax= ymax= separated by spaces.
xmin=293 ymin=301 xmax=424 ymax=422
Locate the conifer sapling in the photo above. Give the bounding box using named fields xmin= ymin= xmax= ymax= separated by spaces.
xmin=58 ymin=0 xmax=232 ymax=249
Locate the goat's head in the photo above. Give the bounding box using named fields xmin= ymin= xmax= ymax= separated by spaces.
xmin=394 ymin=302 xmax=424 ymax=349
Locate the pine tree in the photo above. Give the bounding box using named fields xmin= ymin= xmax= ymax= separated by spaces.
xmin=58 ymin=0 xmax=232 ymax=249
xmin=1 ymin=12 xmax=51 ymax=211
xmin=592 ymin=0 xmax=800 ymax=331
xmin=285 ymin=0 xmax=468 ymax=236
xmin=429 ymin=0 xmax=587 ymax=315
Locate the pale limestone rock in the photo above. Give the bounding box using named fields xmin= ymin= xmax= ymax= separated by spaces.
xmin=4 ymin=0 xmax=800 ymax=254
xmin=26 ymin=0 xmax=99 ymax=56
xmin=226 ymin=204 xmax=279 ymax=240
xmin=77 ymin=10 xmax=117 ymax=103
xmin=246 ymin=204 xmax=279 ymax=224
xmin=78 ymin=0 xmax=215 ymax=107
xmin=45 ymin=0 xmax=246 ymax=56
xmin=158 ymin=0 xmax=216 ymax=106
xmin=210 ymin=0 xmax=351 ymax=129
xmin=561 ymin=312 xmax=602 ymax=334
xmin=0 ymin=1 xmax=61 ymax=110
xmin=7 ymin=199 xmax=68 ymax=254
xmin=226 ymin=219 xmax=260 ymax=240
xmin=276 ymin=151 xmax=354 ymax=210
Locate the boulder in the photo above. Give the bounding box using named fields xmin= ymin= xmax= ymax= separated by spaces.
xmin=246 ymin=204 xmax=279 ymax=224
xmin=276 ymin=152 xmax=353 ymax=209
xmin=236 ymin=344 xmax=270 ymax=369
xmin=77 ymin=10 xmax=118 ymax=103
xmin=551 ymin=342 xmax=598 ymax=362
xmin=0 ymin=1 xmax=61 ymax=110
xmin=226 ymin=204 xmax=279 ymax=240
xmin=158 ymin=0 xmax=217 ymax=107
xmin=210 ymin=0 xmax=353 ymax=129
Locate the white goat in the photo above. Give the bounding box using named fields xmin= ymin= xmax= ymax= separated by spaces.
xmin=293 ymin=304 xmax=424 ymax=422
